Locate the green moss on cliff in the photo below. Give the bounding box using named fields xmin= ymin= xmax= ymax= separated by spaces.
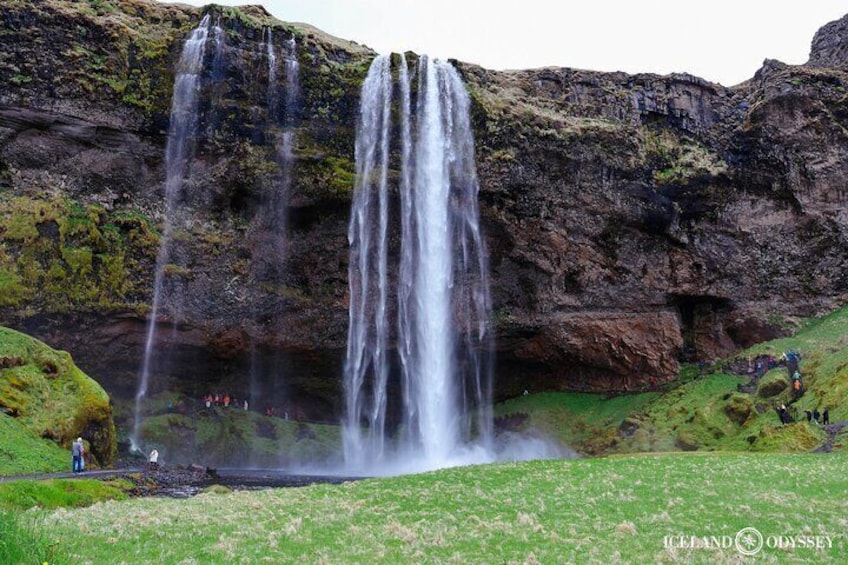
xmin=0 ymin=326 xmax=117 ymax=467
xmin=642 ymin=129 xmax=727 ymax=186
xmin=0 ymin=193 xmax=158 ymax=315
xmin=138 ymin=406 xmax=339 ymax=466
xmin=294 ymin=151 xmax=357 ymax=202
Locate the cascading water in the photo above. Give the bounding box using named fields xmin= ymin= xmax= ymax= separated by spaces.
xmin=248 ymin=29 xmax=301 ymax=431
xmin=131 ymin=15 xmax=213 ymax=450
xmin=343 ymin=55 xmax=393 ymax=467
xmin=343 ymin=54 xmax=494 ymax=473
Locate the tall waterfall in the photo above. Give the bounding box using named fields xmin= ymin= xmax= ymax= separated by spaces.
xmin=132 ymin=15 xmax=213 ymax=450
xmin=248 ymin=29 xmax=301 ymax=421
xmin=343 ymin=54 xmax=493 ymax=472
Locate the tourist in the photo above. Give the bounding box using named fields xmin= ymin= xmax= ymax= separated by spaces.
xmin=822 ymin=408 xmax=830 ymax=425
xmin=148 ymin=449 xmax=159 ymax=469
xmin=813 ymin=408 xmax=820 ymax=425
xmin=71 ymin=437 xmax=84 ymax=473
xmin=805 ymin=409 xmax=813 ymax=422
xmin=244 ymin=400 xmax=249 ymax=411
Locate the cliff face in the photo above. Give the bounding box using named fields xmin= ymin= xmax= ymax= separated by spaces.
xmin=461 ymin=50 xmax=848 ymax=393
xmin=1 ymin=1 xmax=847 ymax=415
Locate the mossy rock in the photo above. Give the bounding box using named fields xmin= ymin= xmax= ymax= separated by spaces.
xmin=617 ymin=417 xmax=641 ymax=437
xmin=750 ymin=422 xmax=825 ymax=452
xmin=0 ymin=326 xmax=116 ymax=466
xmin=675 ymin=430 xmax=699 ymax=451
xmin=723 ymin=394 xmax=756 ymax=426
xmin=758 ymin=373 xmax=790 ymax=398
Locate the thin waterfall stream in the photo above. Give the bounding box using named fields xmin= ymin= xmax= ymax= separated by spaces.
xmin=132 ymin=15 xmax=214 ymax=450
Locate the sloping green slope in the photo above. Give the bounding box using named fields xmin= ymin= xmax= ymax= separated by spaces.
xmin=497 ymin=304 xmax=848 ymax=455
xmin=0 ymin=326 xmax=116 ymax=472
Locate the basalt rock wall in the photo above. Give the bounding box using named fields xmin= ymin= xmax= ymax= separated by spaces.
xmin=1 ymin=1 xmax=847 ymax=413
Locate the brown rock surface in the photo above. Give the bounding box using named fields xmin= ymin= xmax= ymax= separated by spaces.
xmin=1 ymin=1 xmax=847 ymax=416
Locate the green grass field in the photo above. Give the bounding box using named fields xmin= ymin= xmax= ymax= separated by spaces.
xmin=24 ymin=453 xmax=846 ymax=564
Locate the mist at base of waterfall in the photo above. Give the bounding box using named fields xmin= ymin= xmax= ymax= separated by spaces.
xmin=291 ymin=432 xmax=574 ymax=478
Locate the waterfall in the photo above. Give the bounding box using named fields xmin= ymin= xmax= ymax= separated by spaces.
xmin=206 ymin=18 xmax=226 ymax=139
xmin=132 ymin=15 xmax=212 ymax=450
xmin=343 ymin=54 xmax=493 ymax=472
xmin=248 ymin=29 xmax=300 ymax=433
xmin=343 ymin=55 xmax=393 ymax=467
xmin=260 ymin=30 xmax=299 ymax=262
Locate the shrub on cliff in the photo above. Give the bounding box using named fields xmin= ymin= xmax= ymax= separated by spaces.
xmin=0 ymin=327 xmax=116 ymax=467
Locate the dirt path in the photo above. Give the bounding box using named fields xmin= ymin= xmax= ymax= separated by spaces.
xmin=0 ymin=466 xmax=362 ymax=498
xmin=0 ymin=467 xmax=143 ymax=484
xmin=814 ymin=422 xmax=848 ymax=453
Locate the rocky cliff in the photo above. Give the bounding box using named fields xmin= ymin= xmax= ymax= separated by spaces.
xmin=1 ymin=0 xmax=847 ymax=420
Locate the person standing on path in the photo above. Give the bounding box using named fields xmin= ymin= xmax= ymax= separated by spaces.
xmin=71 ymin=437 xmax=84 ymax=473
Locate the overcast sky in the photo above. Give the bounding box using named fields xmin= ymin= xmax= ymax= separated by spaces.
xmin=165 ymin=1 xmax=846 ymax=86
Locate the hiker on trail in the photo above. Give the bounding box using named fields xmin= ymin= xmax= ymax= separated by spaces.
xmin=783 ymin=350 xmax=801 ymax=376
xmin=791 ymin=370 xmax=803 ymax=398
xmin=805 ymin=409 xmax=813 ymax=423
xmin=822 ymin=408 xmax=830 ymax=425
xmin=71 ymin=437 xmax=84 ymax=473
xmin=813 ymin=408 xmax=820 ymax=425
xmin=777 ymin=405 xmax=790 ymax=425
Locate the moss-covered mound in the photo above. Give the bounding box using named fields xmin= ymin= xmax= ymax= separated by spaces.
xmin=137 ymin=400 xmax=339 ymax=467
xmin=0 ymin=327 xmax=116 ymax=467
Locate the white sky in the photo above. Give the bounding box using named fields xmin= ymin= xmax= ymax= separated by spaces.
xmin=166 ymin=1 xmax=847 ymax=86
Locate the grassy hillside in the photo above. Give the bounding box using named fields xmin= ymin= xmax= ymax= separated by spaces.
xmin=0 ymin=412 xmax=68 ymax=475
xmin=0 ymin=326 xmax=117 ymax=471
xmin=496 ymin=305 xmax=848 ymax=456
xmin=35 ymin=453 xmax=848 ymax=563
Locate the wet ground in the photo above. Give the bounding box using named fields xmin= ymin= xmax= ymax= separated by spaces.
xmin=0 ymin=465 xmax=365 ymax=499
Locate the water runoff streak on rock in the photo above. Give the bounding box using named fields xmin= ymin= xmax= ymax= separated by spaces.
xmin=343 ymin=54 xmax=494 ymax=473
xmin=132 ymin=15 xmax=214 ymax=451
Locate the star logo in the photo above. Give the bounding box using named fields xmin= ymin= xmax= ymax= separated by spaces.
xmin=735 ymin=527 xmax=764 ymax=556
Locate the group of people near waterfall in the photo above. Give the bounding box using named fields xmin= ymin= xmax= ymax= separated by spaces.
xmin=776 ymin=404 xmax=831 ymax=425
xmin=200 ymin=392 xmax=302 ymax=421
xmin=771 ymin=349 xmax=834 ymax=426
xmin=202 ymin=393 xmax=248 ymax=411
xmin=804 ymin=407 xmax=830 ymax=425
